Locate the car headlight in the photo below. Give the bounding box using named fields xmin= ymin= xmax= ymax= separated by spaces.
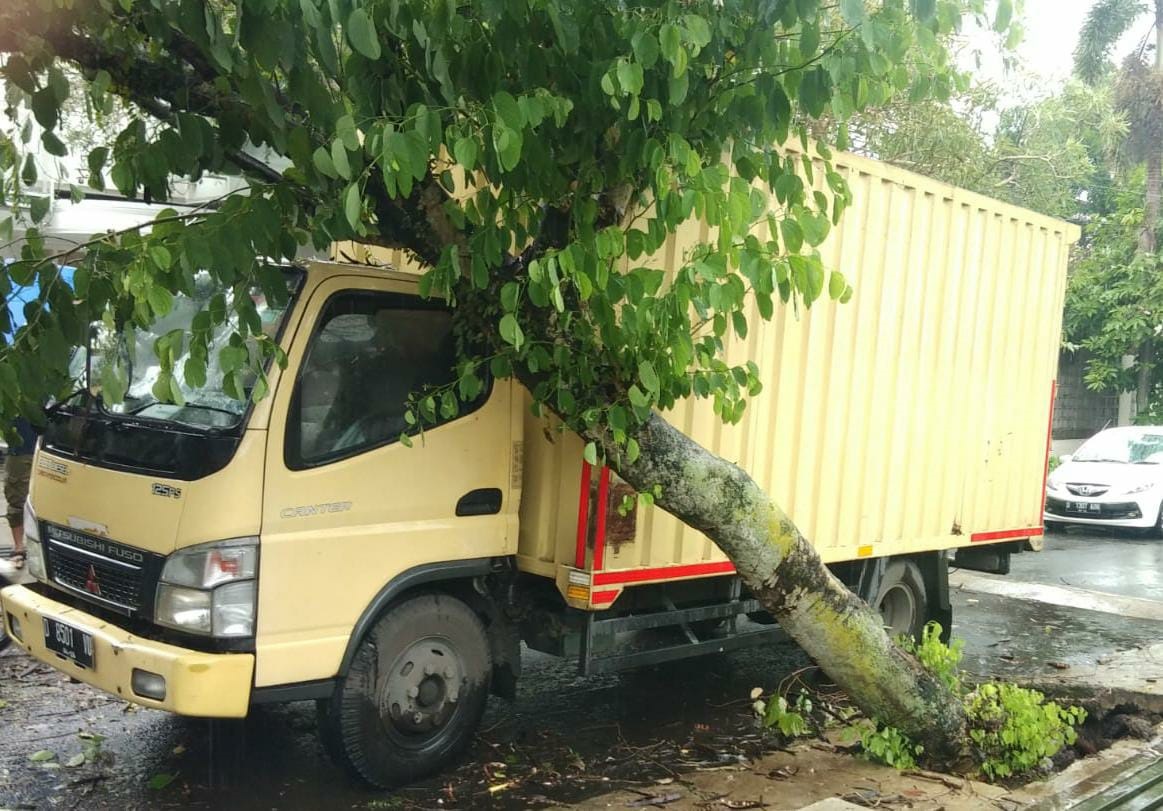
xmin=155 ymin=538 xmax=258 ymax=637
xmin=23 ymin=499 xmax=46 ymax=581
xmin=1122 ymin=482 xmax=1157 ymax=495
xmin=1046 ymin=477 xmax=1063 ymax=492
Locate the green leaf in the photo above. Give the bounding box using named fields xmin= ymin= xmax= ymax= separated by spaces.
xmin=346 ymin=8 xmax=382 ymax=59
xmin=29 ymin=750 xmax=56 ymax=763
xmin=499 ymin=313 xmax=524 ymax=348
xmin=492 ymin=91 xmax=525 ymax=131
xmin=312 ymin=146 xmax=337 ymax=178
xmin=638 ymin=360 xmax=660 ymax=394
xmin=682 ymin=14 xmax=711 ymax=47
xmin=780 ymin=219 xmax=804 ymax=253
xmin=583 ymin=441 xmax=598 ymax=465
xmin=828 ymin=271 xmax=846 ymax=300
xmin=335 ymin=114 xmax=359 ymax=151
xmin=501 ymin=281 xmax=520 ymax=312
xmin=632 ymin=32 xmax=660 ymax=68
xmin=344 ymin=182 xmax=362 ymax=230
xmin=219 ymin=344 xmax=249 ymax=374
xmin=799 ymin=210 xmax=830 ymax=247
xmin=148 ymin=772 xmax=178 ymax=791
xmin=28 ymin=196 xmax=50 ymax=224
xmin=617 ymin=61 xmax=644 ymax=96
xmin=994 ymin=0 xmax=1012 ymax=32
xmin=454 ymin=137 xmax=479 ymax=171
xmin=41 ymin=131 xmax=67 ymax=157
xmin=31 ymin=88 xmax=59 ymax=130
xmin=21 ymin=154 xmax=37 ymax=187
xmin=146 ymin=281 xmax=173 ymax=314
xmin=331 ymin=139 xmax=352 ymax=180
xmin=840 ymin=0 xmax=867 ymax=26
xmin=625 ymin=437 xmax=640 ymax=464
xmin=660 ymin=23 xmax=682 ymax=64
xmin=149 ymin=246 xmax=173 ymax=269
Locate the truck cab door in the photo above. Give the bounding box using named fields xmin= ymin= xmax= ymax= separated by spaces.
xmin=256 ymin=273 xmax=516 ymax=688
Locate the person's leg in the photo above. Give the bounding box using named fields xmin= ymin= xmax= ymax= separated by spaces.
xmin=4 ymin=452 xmax=31 ymax=560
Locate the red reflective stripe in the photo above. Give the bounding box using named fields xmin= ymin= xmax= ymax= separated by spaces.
xmin=574 ymin=459 xmax=592 ymax=569
xmin=970 ymin=528 xmax=1043 ymax=543
xmin=592 ymin=590 xmax=619 ymax=605
xmin=1041 ymin=380 xmax=1057 ymax=523
xmin=593 ymin=560 xmax=737 ymax=586
xmin=592 ymin=466 xmax=611 ymax=571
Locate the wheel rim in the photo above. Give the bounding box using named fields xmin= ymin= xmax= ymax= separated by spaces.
xmin=878 ymin=584 xmax=917 ymax=638
xmin=379 ymin=636 xmax=464 ymax=747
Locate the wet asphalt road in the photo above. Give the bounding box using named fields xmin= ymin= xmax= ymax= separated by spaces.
xmin=3 ymin=528 xmax=1163 ymax=810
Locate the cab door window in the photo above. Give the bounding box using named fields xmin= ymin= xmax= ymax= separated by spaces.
xmin=287 ymin=291 xmax=468 ymax=469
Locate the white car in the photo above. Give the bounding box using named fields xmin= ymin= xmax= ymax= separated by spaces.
xmin=1044 ymin=426 xmax=1163 ymax=533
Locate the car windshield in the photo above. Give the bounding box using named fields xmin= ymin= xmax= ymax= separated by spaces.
xmin=70 ymin=269 xmax=300 ymax=430
xmin=1072 ymin=428 xmax=1163 ymax=465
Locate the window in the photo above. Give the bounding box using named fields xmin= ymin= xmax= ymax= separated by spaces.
xmin=287 ymin=291 xmax=473 ymax=468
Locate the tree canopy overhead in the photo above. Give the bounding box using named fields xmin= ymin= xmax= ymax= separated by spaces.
xmin=0 ymin=0 xmax=1013 ymax=763
xmin=0 ymin=0 xmax=992 ymax=441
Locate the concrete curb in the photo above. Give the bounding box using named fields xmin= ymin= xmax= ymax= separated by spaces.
xmin=1004 ymin=727 xmax=1163 ymax=809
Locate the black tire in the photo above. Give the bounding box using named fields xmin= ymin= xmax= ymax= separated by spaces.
xmin=317 ymin=593 xmax=491 ymax=788
xmin=873 ymin=560 xmax=928 ymax=642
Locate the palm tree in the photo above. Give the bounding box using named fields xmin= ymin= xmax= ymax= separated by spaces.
xmin=1076 ymin=0 xmax=1163 ymax=412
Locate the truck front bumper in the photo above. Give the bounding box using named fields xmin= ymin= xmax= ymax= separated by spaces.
xmin=1 ymin=584 xmax=254 ymax=717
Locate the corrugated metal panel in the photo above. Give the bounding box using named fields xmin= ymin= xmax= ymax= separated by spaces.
xmin=336 ymin=147 xmax=1078 ymax=591
xmin=514 ymin=149 xmax=1078 ymax=586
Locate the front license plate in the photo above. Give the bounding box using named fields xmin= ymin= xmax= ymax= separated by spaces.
xmin=1066 ymin=501 xmax=1102 ymax=513
xmin=43 ymin=618 xmax=95 ymax=669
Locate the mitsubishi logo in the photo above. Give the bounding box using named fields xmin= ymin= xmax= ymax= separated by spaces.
xmin=84 ymin=565 xmax=101 ymax=596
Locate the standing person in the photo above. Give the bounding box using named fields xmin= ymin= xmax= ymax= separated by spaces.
xmin=4 ymin=417 xmax=35 ymax=568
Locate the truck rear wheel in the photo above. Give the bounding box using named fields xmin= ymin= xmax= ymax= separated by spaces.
xmin=317 ymin=593 xmax=491 ymax=788
xmin=873 ymin=560 xmax=928 ymax=642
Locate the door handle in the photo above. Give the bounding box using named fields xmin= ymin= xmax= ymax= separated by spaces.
xmin=456 ymin=488 xmax=503 ymax=516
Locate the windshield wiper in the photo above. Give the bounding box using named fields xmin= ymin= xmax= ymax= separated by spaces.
xmin=178 ymin=402 xmax=243 ymax=420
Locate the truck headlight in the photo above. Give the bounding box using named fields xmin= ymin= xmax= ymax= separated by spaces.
xmin=155 ymin=538 xmax=258 ymax=637
xmin=23 ymin=499 xmax=46 ymax=581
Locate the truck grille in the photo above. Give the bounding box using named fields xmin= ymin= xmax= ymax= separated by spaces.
xmin=49 ymin=547 xmax=143 ymax=610
xmin=41 ymin=523 xmax=162 ymax=616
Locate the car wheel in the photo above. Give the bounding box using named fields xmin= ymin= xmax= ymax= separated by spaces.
xmin=317 ymin=593 xmax=491 ymax=788
xmin=873 ymin=560 xmax=929 ymax=642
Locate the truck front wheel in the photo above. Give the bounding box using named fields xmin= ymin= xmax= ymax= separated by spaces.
xmin=317 ymin=593 xmax=492 ymax=788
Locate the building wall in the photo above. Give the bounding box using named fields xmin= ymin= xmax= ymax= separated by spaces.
xmin=1052 ymin=350 xmax=1118 ymax=455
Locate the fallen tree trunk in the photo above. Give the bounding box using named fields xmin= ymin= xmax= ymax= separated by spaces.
xmin=595 ymin=412 xmax=967 ymax=763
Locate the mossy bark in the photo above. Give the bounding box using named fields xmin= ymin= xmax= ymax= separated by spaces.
xmin=594 ymin=412 xmax=966 ymax=763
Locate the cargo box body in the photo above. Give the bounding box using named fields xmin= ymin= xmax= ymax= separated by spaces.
xmin=513 ymin=150 xmax=1077 ymax=609
xmin=342 ymin=148 xmax=1078 ymax=612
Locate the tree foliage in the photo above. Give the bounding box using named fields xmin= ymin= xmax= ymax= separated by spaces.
xmin=853 ymin=78 xmax=1121 ymax=219
xmin=0 ymin=0 xmax=988 ymax=453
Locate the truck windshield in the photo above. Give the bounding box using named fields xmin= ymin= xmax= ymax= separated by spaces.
xmin=73 ymin=268 xmax=301 ymax=430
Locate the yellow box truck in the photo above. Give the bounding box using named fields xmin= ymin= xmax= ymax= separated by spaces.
xmin=1 ymin=149 xmax=1078 ymax=787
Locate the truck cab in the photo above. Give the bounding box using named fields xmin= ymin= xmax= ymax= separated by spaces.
xmin=2 ymin=261 xmax=521 ymax=786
